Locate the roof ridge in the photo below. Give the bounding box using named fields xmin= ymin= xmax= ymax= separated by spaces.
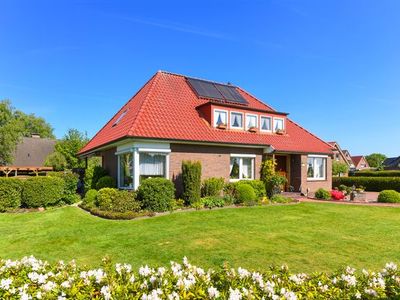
xmin=127 ymin=72 xmax=161 ymax=136
xmin=287 ymin=118 xmax=333 ymax=152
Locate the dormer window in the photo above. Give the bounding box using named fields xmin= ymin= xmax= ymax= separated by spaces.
xmin=260 ymin=116 xmax=272 ymax=132
xmin=273 ymin=117 xmax=285 ymax=132
xmin=230 ymin=112 xmax=243 ymax=129
xmin=213 ymin=109 xmax=228 ymax=127
xmin=246 ymin=114 xmax=258 ymax=130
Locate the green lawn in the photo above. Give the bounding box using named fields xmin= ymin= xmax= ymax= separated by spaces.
xmin=0 ymin=203 xmax=399 ymax=272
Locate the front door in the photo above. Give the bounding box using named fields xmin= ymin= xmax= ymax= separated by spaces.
xmin=275 ymin=155 xmax=289 ymax=191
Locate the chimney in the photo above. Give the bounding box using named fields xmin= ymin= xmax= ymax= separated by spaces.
xmin=31 ymin=133 xmax=41 ymax=138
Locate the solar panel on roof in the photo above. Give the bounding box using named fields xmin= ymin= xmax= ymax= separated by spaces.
xmin=187 ymin=77 xmax=248 ymax=105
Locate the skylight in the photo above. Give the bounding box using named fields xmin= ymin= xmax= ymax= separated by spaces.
xmin=112 ymin=109 xmax=128 ymax=127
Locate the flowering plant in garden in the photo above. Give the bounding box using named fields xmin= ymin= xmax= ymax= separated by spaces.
xmin=1 ymin=256 xmax=400 ymax=299
xmin=331 ymin=190 xmax=345 ymax=201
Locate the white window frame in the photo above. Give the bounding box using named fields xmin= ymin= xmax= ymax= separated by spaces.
xmin=230 ymin=111 xmax=244 ymax=129
xmin=116 ymin=150 xmax=135 ymax=190
xmin=260 ymin=116 xmax=272 ymax=132
xmin=273 ymin=117 xmax=285 ymax=132
xmin=213 ymin=109 xmax=229 ymax=127
xmin=307 ymin=155 xmax=327 ymax=181
xmin=229 ymin=154 xmax=256 ymax=182
xmin=245 ymin=113 xmax=258 ymax=130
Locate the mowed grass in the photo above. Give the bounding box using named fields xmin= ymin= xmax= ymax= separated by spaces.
xmin=0 ymin=203 xmax=399 ymax=272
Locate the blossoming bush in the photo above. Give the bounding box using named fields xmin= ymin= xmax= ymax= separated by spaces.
xmin=1 ymin=256 xmax=399 ymax=300
xmin=331 ymin=190 xmax=345 ymax=201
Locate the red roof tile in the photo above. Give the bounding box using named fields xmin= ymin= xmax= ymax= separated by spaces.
xmin=79 ymin=71 xmax=333 ymax=155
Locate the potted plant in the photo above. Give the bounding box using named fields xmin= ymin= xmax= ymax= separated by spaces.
xmin=276 ymin=129 xmax=285 ymax=135
xmin=248 ymin=126 xmax=257 ymax=133
xmin=217 ymin=123 xmax=227 ymax=129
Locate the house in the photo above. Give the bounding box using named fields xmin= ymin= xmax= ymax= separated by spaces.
xmin=342 ymin=150 xmax=355 ymax=169
xmin=0 ymin=134 xmax=55 ymax=176
xmin=383 ymin=157 xmax=400 ymax=170
xmin=328 ymin=142 xmax=351 ymax=167
xmin=78 ymin=71 xmax=333 ymax=195
xmin=350 ymin=155 xmax=370 ymax=170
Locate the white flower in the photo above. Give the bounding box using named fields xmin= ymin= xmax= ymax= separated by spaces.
xmin=20 ymin=291 xmax=32 ymax=300
xmin=139 ymin=265 xmax=152 ymax=277
xmin=341 ymin=274 xmax=357 ymax=287
xmin=61 ymin=281 xmax=71 ymax=288
xmin=42 ymin=281 xmax=57 ymax=292
xmin=385 ymin=262 xmax=397 ymax=271
xmin=365 ymin=288 xmax=378 ymax=297
xmin=129 ymin=274 xmax=136 ymax=283
xmin=167 ymin=292 xmax=180 ymax=300
xmin=289 ymin=273 xmax=307 ymax=285
xmin=0 ymin=278 xmax=12 ymax=290
xmin=141 ymin=289 xmax=162 ymax=300
xmin=228 ymin=288 xmax=242 ymax=300
xmin=346 ymin=266 xmax=356 ymax=274
xmin=101 ymin=285 xmax=111 ymax=300
xmin=237 ymin=267 xmax=250 ymax=279
xmin=208 ymin=286 xmax=220 ymax=298
xmin=355 ymin=291 xmax=362 ymax=299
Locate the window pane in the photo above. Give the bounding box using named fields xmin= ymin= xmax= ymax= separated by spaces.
xmin=119 ymin=153 xmax=133 ymax=188
xmin=139 ymin=153 xmax=166 ymax=181
xmin=231 ymin=112 xmax=243 ymax=128
xmin=247 ymin=115 xmax=257 ymax=128
xmin=274 ymin=119 xmax=284 ymax=131
xmin=307 ymin=157 xmax=314 ymax=178
xmin=242 ymin=158 xmax=253 ymax=179
xmin=215 ymin=110 xmax=227 ymax=126
xmin=314 ymin=158 xmax=325 ymax=178
xmin=261 ymin=117 xmax=271 ymax=131
xmin=230 ymin=158 xmax=240 ymax=179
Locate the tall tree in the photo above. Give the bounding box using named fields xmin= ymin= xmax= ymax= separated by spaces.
xmin=366 ymin=153 xmax=387 ymax=169
xmin=0 ymin=99 xmax=55 ymax=165
xmin=53 ymin=129 xmax=89 ymax=169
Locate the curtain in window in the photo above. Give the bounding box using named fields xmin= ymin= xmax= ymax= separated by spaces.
xmin=261 ymin=117 xmax=271 ymax=130
xmin=314 ymin=158 xmax=325 ymax=178
xmin=139 ymin=153 xmax=165 ymax=176
xmin=242 ymin=158 xmax=252 ymax=179
xmin=230 ymin=158 xmax=240 ymax=179
xmin=307 ymin=158 xmax=314 ymax=178
xmin=215 ymin=111 xmax=227 ymax=125
xmin=247 ymin=116 xmax=257 ymax=128
xmin=274 ymin=119 xmax=283 ymax=131
xmin=231 ymin=113 xmax=242 ymax=127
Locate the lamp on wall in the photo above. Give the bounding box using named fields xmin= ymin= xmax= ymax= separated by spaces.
xmin=263 ymin=145 xmax=275 ymax=154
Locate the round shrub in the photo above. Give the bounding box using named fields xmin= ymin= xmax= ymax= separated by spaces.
xmin=96 ymin=176 xmax=116 ymax=190
xmin=137 ymin=178 xmax=175 ymax=212
xmin=315 ymin=188 xmax=331 ymax=200
xmin=378 ymin=190 xmax=400 ymax=203
xmin=239 ymin=180 xmax=266 ymax=198
xmin=90 ymin=166 xmax=109 ymax=189
xmin=97 ymin=188 xmax=118 ymax=211
xmin=112 ymin=190 xmax=141 ymax=213
xmin=201 ymin=177 xmax=225 ymax=197
xmin=0 ymin=178 xmax=23 ymax=212
xmin=22 ymin=177 xmax=64 ymax=208
xmin=83 ymin=189 xmax=98 ymax=207
xmin=235 ymin=183 xmax=257 ymax=205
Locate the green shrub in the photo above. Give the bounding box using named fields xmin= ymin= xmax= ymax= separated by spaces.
xmin=181 ymin=161 xmax=202 ymax=204
xmin=333 ymin=177 xmax=400 ymax=192
xmin=271 ymin=194 xmax=293 ymax=203
xmin=22 ymin=177 xmax=64 ymax=208
xmin=91 ymin=166 xmax=108 ymax=189
xmin=137 ymin=178 xmax=175 ymax=212
xmin=239 ymin=180 xmax=266 ymax=198
xmin=171 ymin=199 xmax=185 ymax=210
xmin=235 ymin=184 xmax=257 ymax=206
xmin=83 ymin=189 xmax=98 ymax=207
xmin=48 ymin=171 xmax=79 ymax=204
xmin=315 ymin=188 xmax=331 ymax=200
xmin=223 ymin=182 xmax=236 ymax=198
xmin=264 ymin=175 xmax=287 ymax=198
xmin=352 ymin=170 xmax=400 ymax=177
xmin=97 ymin=188 xmax=118 ymax=211
xmin=96 ymin=176 xmax=116 ymax=190
xmin=201 ymin=177 xmax=224 ymax=197
xmin=0 ymin=178 xmax=23 ymax=212
xmin=201 ymin=196 xmax=225 ymax=209
xmin=112 ymin=190 xmax=141 ymax=213
xmin=378 ymin=190 xmax=400 ymax=203
xmin=80 ymin=204 xmax=154 ymax=220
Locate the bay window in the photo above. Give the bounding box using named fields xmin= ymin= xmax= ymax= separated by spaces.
xmin=307 ymin=156 xmax=327 ymax=180
xmin=230 ymin=155 xmax=255 ymax=180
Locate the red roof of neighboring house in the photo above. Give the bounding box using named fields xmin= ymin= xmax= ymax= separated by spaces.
xmin=79 ymin=71 xmax=333 ymax=155
xmin=351 ymin=156 xmax=365 ymax=166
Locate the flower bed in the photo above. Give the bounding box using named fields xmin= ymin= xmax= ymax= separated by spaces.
xmin=1 ymin=256 xmax=399 ymax=299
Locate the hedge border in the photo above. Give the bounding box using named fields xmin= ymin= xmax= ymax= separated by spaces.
xmin=333 ymin=177 xmax=400 ymax=192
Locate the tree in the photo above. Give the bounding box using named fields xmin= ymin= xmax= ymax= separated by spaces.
xmin=53 ymin=129 xmax=89 ymax=169
xmin=332 ymin=161 xmax=349 ymax=176
xmin=366 ymin=153 xmax=387 ymax=169
xmin=44 ymin=152 xmax=68 ymax=171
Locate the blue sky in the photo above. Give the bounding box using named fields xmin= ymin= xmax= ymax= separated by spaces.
xmin=1 ymin=0 xmax=399 ymax=156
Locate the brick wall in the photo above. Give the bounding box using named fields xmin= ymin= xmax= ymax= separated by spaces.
xmin=169 ymin=143 xmax=263 ymax=194
xmin=299 ymin=154 xmax=332 ymax=195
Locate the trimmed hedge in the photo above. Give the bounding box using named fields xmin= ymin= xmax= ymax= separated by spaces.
xmin=352 ymin=170 xmax=400 ymax=177
xmin=137 ymin=178 xmax=175 ymax=212
xmin=0 ymin=178 xmax=23 ymax=212
xmin=21 ymin=177 xmax=64 ymax=208
xmin=181 ymin=160 xmax=202 ymax=204
xmin=48 ymin=171 xmax=80 ymax=204
xmin=378 ymin=190 xmax=400 ymax=203
xmin=333 ymin=177 xmax=400 ymax=192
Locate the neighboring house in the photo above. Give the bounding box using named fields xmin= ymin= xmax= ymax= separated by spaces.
xmin=383 ymin=157 xmax=400 ymax=170
xmin=328 ymin=142 xmax=351 ymax=167
xmin=342 ymin=150 xmax=355 ymax=169
xmin=351 ymin=155 xmax=370 ymax=170
xmin=78 ymin=71 xmax=333 ymax=194
xmin=0 ymin=134 xmax=56 ymax=176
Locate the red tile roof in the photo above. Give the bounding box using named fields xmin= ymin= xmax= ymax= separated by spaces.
xmin=79 ymin=71 xmax=333 ymax=155
xmin=351 ymin=156 xmax=364 ymax=166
